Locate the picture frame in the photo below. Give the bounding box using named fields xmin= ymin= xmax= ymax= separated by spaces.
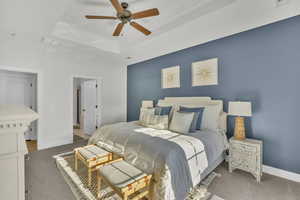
xmin=161 ymin=66 xmax=180 ymax=89
xmin=192 ymin=58 xmax=218 ymax=86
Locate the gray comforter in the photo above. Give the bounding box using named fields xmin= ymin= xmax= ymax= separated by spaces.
xmin=89 ymin=122 xmax=210 ymax=200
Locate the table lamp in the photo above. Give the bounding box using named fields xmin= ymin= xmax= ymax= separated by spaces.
xmin=228 ymin=101 xmax=252 ymax=140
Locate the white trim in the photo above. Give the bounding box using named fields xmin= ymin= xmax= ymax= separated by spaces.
xmin=263 ymin=165 xmax=300 ymax=183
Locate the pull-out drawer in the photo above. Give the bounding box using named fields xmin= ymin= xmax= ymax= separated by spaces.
xmin=231 ymin=142 xmax=257 ymax=154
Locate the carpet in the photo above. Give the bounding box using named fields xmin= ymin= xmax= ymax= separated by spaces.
xmin=54 ymin=152 xmax=224 ymax=200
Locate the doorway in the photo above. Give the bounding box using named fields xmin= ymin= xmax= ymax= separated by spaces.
xmin=73 ymin=77 xmax=100 ymax=140
xmin=0 ymin=69 xmax=38 ymax=152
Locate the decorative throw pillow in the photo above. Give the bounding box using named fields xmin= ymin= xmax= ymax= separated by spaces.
xmin=169 ymin=111 xmax=195 ymax=134
xmin=139 ymin=108 xmax=155 ymax=125
xmin=154 ymin=106 xmax=172 ymax=116
xmin=179 ymin=106 xmax=205 ymax=130
xmin=146 ymin=114 xmax=169 ymax=130
xmin=201 ymin=104 xmax=221 ymax=131
xmin=188 ymin=112 xmax=200 ymax=132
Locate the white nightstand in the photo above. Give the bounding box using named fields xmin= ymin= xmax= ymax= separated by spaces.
xmin=229 ymin=137 xmax=263 ymax=182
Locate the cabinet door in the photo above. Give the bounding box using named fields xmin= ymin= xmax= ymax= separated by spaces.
xmin=0 ymin=156 xmax=19 ymax=200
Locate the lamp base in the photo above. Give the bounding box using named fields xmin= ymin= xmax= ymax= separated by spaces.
xmin=234 ymin=116 xmax=246 ymax=140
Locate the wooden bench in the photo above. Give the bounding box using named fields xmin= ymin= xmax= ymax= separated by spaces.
xmin=74 ymin=145 xmax=113 ymax=187
xmin=97 ymin=158 xmax=152 ymax=200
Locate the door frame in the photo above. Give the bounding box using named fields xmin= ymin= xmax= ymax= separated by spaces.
xmin=0 ymin=65 xmax=42 ymax=149
xmin=71 ymin=75 xmax=102 ymax=138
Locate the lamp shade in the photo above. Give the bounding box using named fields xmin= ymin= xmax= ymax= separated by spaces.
xmin=141 ymin=100 xmax=154 ymax=108
xmin=228 ymin=101 xmax=252 ymax=117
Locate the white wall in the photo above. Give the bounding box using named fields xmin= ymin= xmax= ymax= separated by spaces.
xmin=0 ymin=32 xmax=127 ymax=149
xmin=125 ymin=0 xmax=300 ymax=64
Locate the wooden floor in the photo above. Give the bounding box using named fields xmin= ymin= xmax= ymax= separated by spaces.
xmin=26 ymin=140 xmax=37 ymax=153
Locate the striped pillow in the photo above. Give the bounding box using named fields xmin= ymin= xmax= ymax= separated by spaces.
xmin=139 ymin=111 xmax=169 ymax=130
xmin=139 ymin=108 xmax=155 ymax=125
xmin=146 ymin=115 xmax=169 ymax=130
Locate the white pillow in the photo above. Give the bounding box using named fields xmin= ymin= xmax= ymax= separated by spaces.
xmin=201 ymin=104 xmax=221 ymax=131
xmin=169 ymin=111 xmax=195 ymax=134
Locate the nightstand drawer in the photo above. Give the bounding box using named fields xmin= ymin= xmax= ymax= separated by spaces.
xmin=231 ymin=143 xmax=257 ymax=154
xmin=231 ymin=151 xmax=256 ymax=168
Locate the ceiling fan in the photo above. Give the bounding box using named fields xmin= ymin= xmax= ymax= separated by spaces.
xmin=85 ymin=0 xmax=160 ymax=36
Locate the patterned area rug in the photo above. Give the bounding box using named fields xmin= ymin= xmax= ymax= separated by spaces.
xmin=54 ymin=152 xmax=224 ymax=200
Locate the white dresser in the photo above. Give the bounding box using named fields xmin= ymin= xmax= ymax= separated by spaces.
xmin=0 ymin=105 xmax=38 ymax=200
xmin=229 ymin=137 xmax=263 ymax=182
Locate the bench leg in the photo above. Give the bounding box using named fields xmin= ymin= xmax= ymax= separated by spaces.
xmin=97 ymin=172 xmax=102 ymax=199
xmin=75 ymin=153 xmax=78 ymax=171
xmin=88 ymin=168 xmax=92 ymax=187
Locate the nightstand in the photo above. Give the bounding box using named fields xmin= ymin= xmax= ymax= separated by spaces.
xmin=229 ymin=137 xmax=263 ymax=182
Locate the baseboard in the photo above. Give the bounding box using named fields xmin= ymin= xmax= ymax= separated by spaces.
xmin=263 ymin=165 xmax=300 ymax=183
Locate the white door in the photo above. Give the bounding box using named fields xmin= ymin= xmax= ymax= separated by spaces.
xmin=0 ymin=73 xmax=36 ymax=140
xmin=81 ymin=80 xmax=98 ymax=135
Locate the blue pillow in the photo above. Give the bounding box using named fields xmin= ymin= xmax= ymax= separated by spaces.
xmin=154 ymin=106 xmax=172 ymax=116
xmin=179 ymin=106 xmax=205 ymax=130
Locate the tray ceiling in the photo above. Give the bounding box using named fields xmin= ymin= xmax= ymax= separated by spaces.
xmin=52 ymin=0 xmax=235 ymax=53
xmin=0 ymin=0 xmax=235 ymax=53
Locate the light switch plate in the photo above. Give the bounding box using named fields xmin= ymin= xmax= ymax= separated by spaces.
xmin=275 ymin=0 xmax=290 ymax=7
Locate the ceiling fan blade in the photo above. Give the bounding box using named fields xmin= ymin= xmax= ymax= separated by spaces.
xmin=130 ymin=22 xmax=151 ymax=36
xmin=86 ymin=15 xmax=117 ymax=19
xmin=110 ymin=0 xmax=124 ymax=13
xmin=131 ymin=8 xmax=160 ymax=19
xmin=113 ymin=23 xmax=124 ymax=36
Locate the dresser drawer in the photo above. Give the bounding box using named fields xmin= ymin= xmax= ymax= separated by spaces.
xmin=0 ymin=133 xmax=18 ymax=155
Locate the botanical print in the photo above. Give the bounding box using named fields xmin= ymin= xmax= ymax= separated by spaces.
xmin=192 ymin=58 xmax=218 ymax=86
xmin=161 ymin=66 xmax=180 ymax=89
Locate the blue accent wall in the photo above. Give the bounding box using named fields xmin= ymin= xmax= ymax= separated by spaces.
xmin=127 ymin=16 xmax=300 ymax=174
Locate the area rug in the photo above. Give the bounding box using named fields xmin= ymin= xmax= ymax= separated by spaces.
xmin=54 ymin=152 xmax=224 ymax=200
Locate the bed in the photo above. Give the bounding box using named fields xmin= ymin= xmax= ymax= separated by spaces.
xmin=88 ymin=97 xmax=229 ymax=200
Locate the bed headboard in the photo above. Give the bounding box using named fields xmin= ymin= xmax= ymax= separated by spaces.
xmin=156 ymin=97 xmax=227 ymax=132
xmin=164 ymin=96 xmax=211 ymax=102
xmin=161 ymin=97 xmax=223 ymax=111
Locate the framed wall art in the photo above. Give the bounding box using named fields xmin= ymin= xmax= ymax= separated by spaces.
xmin=161 ymin=66 xmax=180 ymax=89
xmin=192 ymin=58 xmax=218 ymax=86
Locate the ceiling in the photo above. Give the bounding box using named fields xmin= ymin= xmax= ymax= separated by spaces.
xmin=52 ymin=0 xmax=235 ymax=53
xmin=0 ymin=0 xmax=235 ymax=54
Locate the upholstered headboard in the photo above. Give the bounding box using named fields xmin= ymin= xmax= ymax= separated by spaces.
xmin=157 ymin=97 xmax=227 ymax=133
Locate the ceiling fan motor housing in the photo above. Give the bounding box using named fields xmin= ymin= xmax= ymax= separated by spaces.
xmin=117 ymin=3 xmax=132 ymax=24
xmin=121 ymin=2 xmax=129 ymax=9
